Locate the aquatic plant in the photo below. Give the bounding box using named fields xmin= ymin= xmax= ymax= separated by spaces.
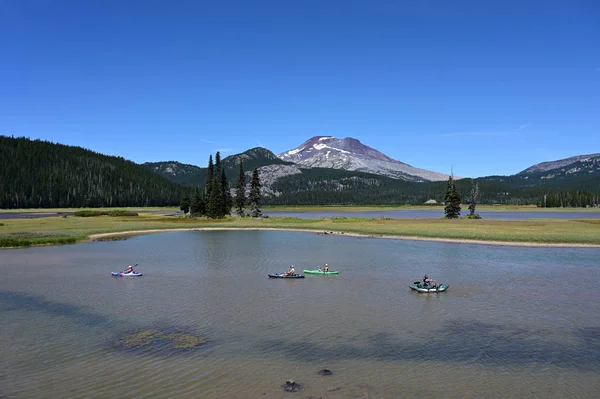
xmin=119 ymin=329 xmax=162 ymax=348
xmin=116 ymin=327 xmax=207 ymax=353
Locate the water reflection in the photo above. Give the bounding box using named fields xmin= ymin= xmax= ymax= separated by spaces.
xmin=261 ymin=320 xmax=600 ymax=371
xmin=0 ymin=291 xmax=112 ymax=328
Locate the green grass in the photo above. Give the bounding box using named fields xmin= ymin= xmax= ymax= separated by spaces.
xmin=0 ymin=206 xmax=179 ymax=213
xmin=3 ymin=204 xmax=599 ymax=213
xmin=263 ymin=204 xmax=600 ymax=213
xmin=74 ymin=210 xmax=139 ymax=217
xmin=0 ymin=232 xmax=81 ymax=247
xmin=1 ymin=212 xmax=599 ymax=248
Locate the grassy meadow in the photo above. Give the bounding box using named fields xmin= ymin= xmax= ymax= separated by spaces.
xmin=1 ymin=207 xmax=600 ymax=248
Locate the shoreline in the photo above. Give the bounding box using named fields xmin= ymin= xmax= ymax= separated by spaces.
xmin=88 ymin=227 xmax=600 ymax=248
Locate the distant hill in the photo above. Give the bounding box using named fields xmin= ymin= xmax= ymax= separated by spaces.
xmin=517 ymin=153 xmax=600 ymax=176
xmin=0 ymin=135 xmax=185 ymax=208
xmin=142 ymin=161 xmax=204 ymax=186
xmin=143 ymin=147 xmax=292 ymax=187
xmin=478 ymin=153 xmax=600 ymax=192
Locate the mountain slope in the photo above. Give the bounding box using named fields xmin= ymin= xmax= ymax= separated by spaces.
xmin=221 ymin=147 xmax=292 ymax=172
xmin=144 ymin=147 xmax=293 ymax=187
xmin=0 ymin=135 xmax=185 ymax=208
xmin=517 ymin=153 xmax=600 ymax=178
xmin=477 ymin=153 xmax=600 ymax=192
xmin=142 ymin=161 xmax=204 ymax=185
xmin=278 ymin=136 xmax=450 ymax=182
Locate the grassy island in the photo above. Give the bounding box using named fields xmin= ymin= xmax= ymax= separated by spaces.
xmin=1 ymin=206 xmax=599 ymax=248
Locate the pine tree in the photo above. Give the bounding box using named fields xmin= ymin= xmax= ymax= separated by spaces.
xmin=235 ymin=160 xmax=246 ymax=216
xmin=467 ymin=179 xmax=480 ymax=218
xmin=189 ymin=188 xmax=205 ymax=217
xmin=205 ymin=155 xmax=214 ymax=197
xmin=221 ymin=168 xmax=232 ymax=215
xmin=443 ymin=173 xmax=461 ymax=219
xmin=206 ymin=152 xmax=225 ymax=218
xmin=249 ymin=167 xmax=262 ymax=218
xmin=180 ymin=192 xmax=191 ymax=214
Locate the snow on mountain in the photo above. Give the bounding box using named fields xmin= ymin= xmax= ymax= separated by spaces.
xmin=278 ymin=136 xmax=450 ymax=182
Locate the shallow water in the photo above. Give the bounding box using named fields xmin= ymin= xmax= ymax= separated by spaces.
xmin=1 ymin=230 xmax=600 ymax=398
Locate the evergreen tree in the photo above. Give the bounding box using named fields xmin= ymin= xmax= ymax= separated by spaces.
xmin=214 ymin=152 xmax=222 ymax=182
xmin=249 ymin=167 xmax=262 ymax=217
xmin=221 ymin=168 xmax=232 ymax=215
xmin=443 ymin=173 xmax=461 ymax=219
xmin=207 ymin=177 xmax=223 ymax=218
xmin=235 ymin=160 xmax=246 ymax=216
xmin=467 ymin=179 xmax=481 ymax=218
xmin=180 ymin=192 xmax=191 ymax=214
xmin=189 ymin=188 xmax=205 ymax=217
xmin=205 ymin=155 xmax=214 ymax=197
xmin=206 ymin=152 xmax=225 ymax=218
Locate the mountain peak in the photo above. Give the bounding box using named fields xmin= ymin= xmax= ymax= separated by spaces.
xmin=278 ymin=136 xmax=450 ymax=181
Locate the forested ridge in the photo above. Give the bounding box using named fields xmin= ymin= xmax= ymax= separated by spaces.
xmin=143 ymin=147 xmax=291 ymax=187
xmin=265 ymin=168 xmax=600 ymax=206
xmin=0 ymin=136 xmax=185 ymax=208
xmin=2 ymin=135 xmax=599 ymax=209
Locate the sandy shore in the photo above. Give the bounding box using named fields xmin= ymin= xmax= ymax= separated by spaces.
xmin=88 ymin=227 xmax=600 ymax=248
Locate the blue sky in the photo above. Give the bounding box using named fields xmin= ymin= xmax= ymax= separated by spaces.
xmin=1 ymin=0 xmax=599 ymax=178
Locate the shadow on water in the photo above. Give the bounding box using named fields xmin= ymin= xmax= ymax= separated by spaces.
xmin=260 ymin=320 xmax=600 ymax=371
xmin=0 ymin=291 xmax=113 ymax=328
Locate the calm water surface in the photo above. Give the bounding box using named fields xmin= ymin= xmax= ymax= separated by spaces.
xmin=2 ymin=231 xmax=600 ymax=398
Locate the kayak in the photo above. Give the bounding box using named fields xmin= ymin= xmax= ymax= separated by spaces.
xmin=303 ymin=269 xmax=339 ymax=275
xmin=111 ymin=272 xmax=143 ymax=277
xmin=268 ymin=273 xmax=305 ymax=279
xmin=409 ymin=282 xmax=449 ymax=293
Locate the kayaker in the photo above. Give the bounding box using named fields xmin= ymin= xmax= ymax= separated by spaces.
xmin=283 ymin=265 xmax=295 ymax=276
xmin=423 ymin=274 xmax=435 ymax=286
xmin=123 ymin=265 xmax=134 ymax=274
xmin=323 ymin=264 xmax=329 ymax=272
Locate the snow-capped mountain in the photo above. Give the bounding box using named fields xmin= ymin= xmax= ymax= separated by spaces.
xmin=278 ymin=136 xmax=450 ymax=182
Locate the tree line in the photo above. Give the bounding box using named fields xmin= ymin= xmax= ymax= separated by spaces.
xmin=0 ymin=135 xmax=184 ymax=208
xmin=179 ymin=152 xmax=263 ymax=218
xmin=536 ymin=191 xmax=600 ymax=208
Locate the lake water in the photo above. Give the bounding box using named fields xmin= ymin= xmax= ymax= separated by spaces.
xmin=1 ymin=230 xmax=600 ymax=398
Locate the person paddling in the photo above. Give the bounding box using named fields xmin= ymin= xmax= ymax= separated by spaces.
xmin=323 ymin=264 xmax=329 ymax=272
xmin=282 ymin=265 xmax=295 ymax=276
xmin=423 ymin=274 xmax=435 ymax=286
xmin=122 ymin=264 xmax=137 ymax=274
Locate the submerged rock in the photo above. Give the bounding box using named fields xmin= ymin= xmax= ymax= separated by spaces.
xmin=282 ymin=379 xmax=302 ymax=392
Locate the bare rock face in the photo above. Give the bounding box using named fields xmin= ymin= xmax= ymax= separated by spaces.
xmin=257 ymin=164 xmax=303 ymax=194
xmin=278 ymin=136 xmax=450 ymax=182
xmin=230 ymin=164 xmax=303 ymax=198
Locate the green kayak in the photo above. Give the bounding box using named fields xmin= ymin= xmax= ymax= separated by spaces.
xmin=303 ymin=269 xmax=339 ymax=275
